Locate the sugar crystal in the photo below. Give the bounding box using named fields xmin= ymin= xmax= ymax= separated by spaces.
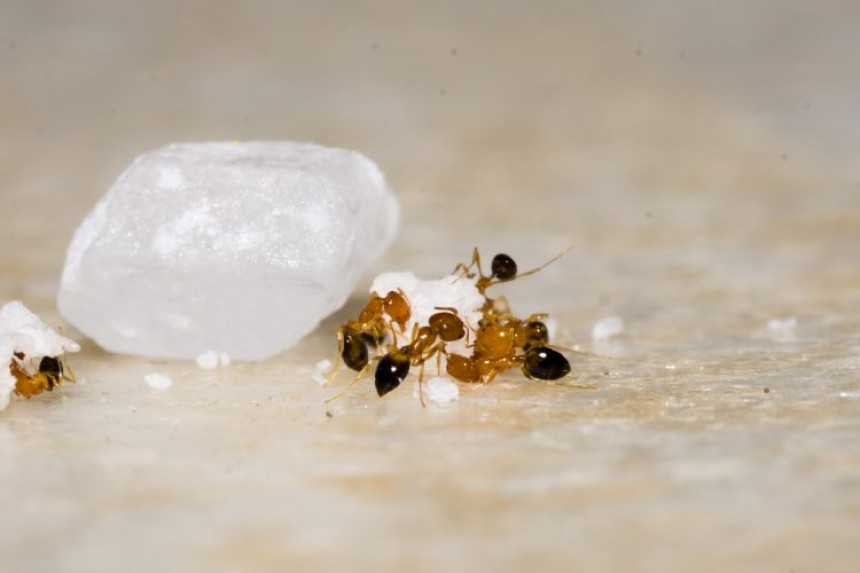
xmin=58 ymin=141 xmax=398 ymax=360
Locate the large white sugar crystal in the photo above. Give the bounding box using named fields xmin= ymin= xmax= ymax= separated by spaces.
xmin=58 ymin=141 xmax=398 ymax=360
xmin=0 ymin=301 xmax=80 ymax=411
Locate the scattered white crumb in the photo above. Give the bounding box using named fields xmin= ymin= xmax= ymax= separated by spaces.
xmin=219 ymin=353 xmax=231 ymax=367
xmin=144 ymin=372 xmax=173 ymax=390
xmin=0 ymin=301 xmax=80 ymax=411
xmin=416 ymin=376 xmax=460 ymax=404
xmin=312 ymin=359 xmax=334 ymax=385
xmin=767 ymin=317 xmax=797 ymax=335
xmin=591 ymin=316 xmax=624 ymax=341
xmin=665 ymin=364 xmax=677 ymax=370
xmin=196 ymin=350 xmax=219 ymax=369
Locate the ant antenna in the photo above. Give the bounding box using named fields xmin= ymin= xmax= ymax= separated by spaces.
xmin=500 ymin=244 xmax=574 ymax=284
xmin=324 ymin=362 xmax=371 ymax=403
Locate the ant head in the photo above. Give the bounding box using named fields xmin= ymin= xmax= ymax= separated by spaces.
xmin=39 ymin=356 xmax=62 ymax=375
xmin=491 ymin=254 xmax=517 ymax=281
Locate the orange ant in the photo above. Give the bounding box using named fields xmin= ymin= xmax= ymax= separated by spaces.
xmin=10 ymin=353 xmax=76 ymax=399
xmin=445 ymin=313 xmax=571 ymax=385
xmin=331 ymin=289 xmax=411 ymax=380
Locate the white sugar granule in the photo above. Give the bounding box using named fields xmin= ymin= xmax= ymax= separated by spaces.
xmin=415 ymin=376 xmax=460 ymax=404
xmin=196 ymin=350 xmax=219 ymax=369
xmin=312 ymin=359 xmax=334 ymax=385
xmin=591 ymin=316 xmax=624 ymax=341
xmin=144 ymin=373 xmax=173 ymax=390
xmin=767 ymin=317 xmax=797 ymax=333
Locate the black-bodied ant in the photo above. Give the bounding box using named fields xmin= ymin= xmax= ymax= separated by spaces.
xmin=330 ymin=289 xmax=411 ymax=381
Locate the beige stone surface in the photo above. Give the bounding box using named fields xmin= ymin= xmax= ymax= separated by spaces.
xmin=2 ymin=1 xmax=859 ymax=571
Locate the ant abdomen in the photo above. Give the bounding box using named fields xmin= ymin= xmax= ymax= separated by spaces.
xmin=446 ymin=353 xmax=479 ymax=383
xmin=375 ymin=347 xmax=411 ymax=396
xmin=522 ymin=346 xmax=570 ymax=380
xmin=341 ymin=328 xmax=369 ymax=371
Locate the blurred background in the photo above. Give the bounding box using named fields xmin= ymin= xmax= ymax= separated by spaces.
xmin=2 ymin=1 xmax=860 ymax=571
xmin=3 ymin=0 xmax=859 ymax=282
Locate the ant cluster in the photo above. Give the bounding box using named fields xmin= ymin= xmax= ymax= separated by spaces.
xmin=326 ymin=248 xmax=573 ymax=404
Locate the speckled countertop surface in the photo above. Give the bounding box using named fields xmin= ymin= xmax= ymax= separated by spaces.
xmin=2 ymin=1 xmax=860 ymax=571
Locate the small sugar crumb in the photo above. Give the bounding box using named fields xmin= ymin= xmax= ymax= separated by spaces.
xmin=219 ymin=353 xmax=231 ymax=367
xmin=767 ymin=317 xmax=797 ymax=337
xmin=144 ymin=373 xmax=173 ymax=390
xmin=592 ymin=316 xmax=624 ymax=341
xmin=313 ymin=359 xmax=334 ymax=385
xmin=424 ymin=376 xmax=459 ymax=403
xmin=196 ymin=350 xmax=219 ymax=369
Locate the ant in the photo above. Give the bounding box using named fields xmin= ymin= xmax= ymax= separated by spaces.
xmin=331 ymin=289 xmax=411 ymax=382
xmin=453 ymin=246 xmax=573 ymax=316
xmin=11 ymin=353 xmax=76 ymax=399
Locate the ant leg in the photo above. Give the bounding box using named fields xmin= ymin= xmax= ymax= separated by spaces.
xmin=492 ymin=295 xmax=512 ymax=315
xmin=387 ymin=321 xmax=403 ymax=345
xmin=463 ymin=317 xmax=478 ymax=347
xmin=324 ymin=361 xmax=372 ymax=403
xmin=323 ymin=357 xmax=343 ymax=387
xmin=451 ymin=247 xmax=483 ymax=278
xmin=544 ymin=378 xmax=598 ymax=390
xmin=417 ymin=360 xmax=427 ymax=407
xmin=550 ymin=344 xmax=613 ymax=359
xmin=436 ymin=346 xmax=443 ymax=376
xmin=471 ymin=247 xmax=485 ymax=278
xmin=480 ymin=369 xmax=498 ymax=387
xmin=324 ymin=327 xmax=349 ymax=386
xmin=62 ymin=360 xmax=77 ymax=384
xmin=433 ymin=306 xmax=459 ymax=315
